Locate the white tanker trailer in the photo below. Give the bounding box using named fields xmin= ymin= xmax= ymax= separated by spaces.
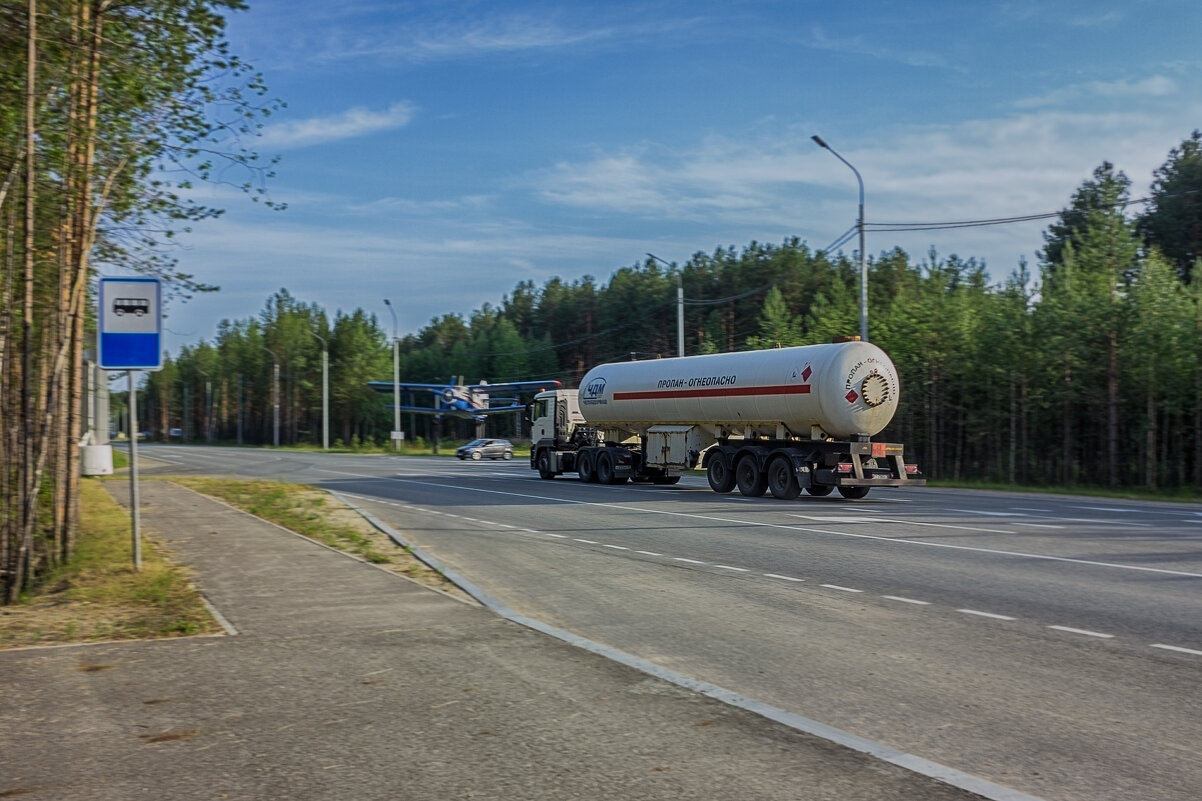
xmin=529 ymin=340 xmax=925 ymax=499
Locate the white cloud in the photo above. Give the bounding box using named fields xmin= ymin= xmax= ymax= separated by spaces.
xmin=315 ymin=15 xmax=618 ymax=64
xmin=804 ymin=25 xmax=950 ymax=69
xmin=531 ymin=103 xmax=1199 ymax=270
xmin=258 ymin=102 xmax=415 ymax=149
xmin=1016 ymin=76 xmax=1177 ymax=108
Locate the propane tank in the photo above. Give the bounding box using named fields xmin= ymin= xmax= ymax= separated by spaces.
xmin=577 ymin=341 xmax=899 ymax=439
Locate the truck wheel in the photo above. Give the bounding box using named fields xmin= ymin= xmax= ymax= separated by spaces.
xmin=806 ymin=484 xmax=834 ymax=497
xmin=578 ymin=451 xmax=597 ymax=483
xmin=707 ymin=455 xmax=736 ymax=493
xmin=768 ymin=456 xmax=801 ymax=500
xmin=537 ymin=451 xmax=556 ymax=480
xmin=596 ymin=450 xmax=620 ymax=485
xmin=735 ymin=455 xmax=767 ymax=497
xmin=838 ymin=486 xmax=870 ymax=499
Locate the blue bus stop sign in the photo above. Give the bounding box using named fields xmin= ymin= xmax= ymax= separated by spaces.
xmin=98 ymin=277 xmax=162 ymax=371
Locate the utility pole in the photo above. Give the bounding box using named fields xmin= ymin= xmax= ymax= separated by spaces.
xmin=384 ymin=299 xmax=401 ymax=452
xmin=263 ymin=345 xmax=280 ymax=447
xmin=309 ymin=330 xmax=329 ymax=450
xmin=647 ymin=253 xmax=684 ymax=357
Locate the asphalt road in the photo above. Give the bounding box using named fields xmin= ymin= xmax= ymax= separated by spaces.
xmin=134 ymin=445 xmax=1202 ymax=801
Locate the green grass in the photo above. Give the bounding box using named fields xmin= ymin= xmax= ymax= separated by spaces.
xmin=0 ymin=479 xmax=220 ymax=648
xmin=172 ymin=477 xmax=395 ymax=564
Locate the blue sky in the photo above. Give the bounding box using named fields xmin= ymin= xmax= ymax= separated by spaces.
xmin=155 ymin=0 xmax=1202 ymax=352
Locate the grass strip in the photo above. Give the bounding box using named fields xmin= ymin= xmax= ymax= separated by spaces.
xmin=171 ymin=477 xmax=395 ymax=565
xmin=0 ymin=480 xmax=220 ymax=649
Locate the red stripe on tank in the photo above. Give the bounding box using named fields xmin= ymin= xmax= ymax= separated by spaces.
xmin=613 ymin=384 xmax=811 ymax=401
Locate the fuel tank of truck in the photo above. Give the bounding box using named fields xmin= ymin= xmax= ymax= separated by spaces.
xmin=577 ymin=341 xmax=900 ymax=439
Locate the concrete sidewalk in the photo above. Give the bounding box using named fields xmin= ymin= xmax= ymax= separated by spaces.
xmin=0 ymin=481 xmax=988 ymax=800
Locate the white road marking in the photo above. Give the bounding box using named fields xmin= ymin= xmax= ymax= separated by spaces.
xmin=788 ymin=513 xmax=1013 ymax=535
xmin=543 ymin=533 xmax=568 ymax=538
xmin=321 ymin=471 xmax=1202 ymax=578
xmin=791 ymin=515 xmax=882 ymax=524
xmin=948 ymin=509 xmax=1028 ymax=517
xmin=1150 ymin=644 xmax=1202 ymax=656
xmin=600 ymin=543 xmax=629 ymax=550
xmin=635 ymin=550 xmax=663 ymax=556
xmin=764 ymin=573 xmax=805 ymax=582
xmin=958 ymin=609 xmax=1016 ymax=621
xmin=1072 ymin=505 xmax=1142 ymax=513
xmin=1047 ymin=625 xmax=1113 ymax=639
xmin=882 ymin=595 xmax=931 ymax=605
xmin=714 ymin=565 xmax=749 ymax=572
xmin=574 ymin=538 xmax=598 ymax=544
xmin=673 ymin=557 xmax=706 ymax=564
xmin=821 ymin=584 xmax=863 ymax=593
xmin=1014 ymin=523 xmax=1066 ymax=529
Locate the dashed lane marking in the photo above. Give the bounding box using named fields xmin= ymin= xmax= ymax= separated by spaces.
xmin=1150 ymin=644 xmax=1202 ymax=656
xmin=316 ymin=467 xmax=1202 ymax=578
xmin=958 ymin=609 xmax=1016 ymax=621
xmin=882 ymin=595 xmax=931 ymax=605
xmin=334 ymin=487 xmax=1196 ymax=664
xmin=1048 ymin=625 xmax=1114 ymax=639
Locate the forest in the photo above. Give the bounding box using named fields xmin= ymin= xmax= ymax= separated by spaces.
xmin=1 ymin=0 xmax=278 ymax=602
xmin=2 ymin=1 xmax=1200 ymax=605
xmin=147 ymin=137 xmax=1202 ymax=498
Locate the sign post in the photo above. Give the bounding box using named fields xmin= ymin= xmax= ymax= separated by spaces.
xmin=98 ymin=277 xmax=162 ymax=570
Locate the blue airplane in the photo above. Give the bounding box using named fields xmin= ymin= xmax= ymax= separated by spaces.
xmin=367 ymin=377 xmax=561 ymax=422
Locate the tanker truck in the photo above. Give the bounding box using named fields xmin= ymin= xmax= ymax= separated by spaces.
xmin=529 ymin=339 xmax=924 ymax=499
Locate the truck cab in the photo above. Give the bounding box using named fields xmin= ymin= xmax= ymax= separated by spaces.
xmin=529 ymin=389 xmax=584 ymax=446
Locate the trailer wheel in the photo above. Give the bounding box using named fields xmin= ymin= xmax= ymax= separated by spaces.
xmin=767 ymin=456 xmax=801 ymax=500
xmin=707 ymin=455 xmax=736 ymax=493
xmin=577 ymin=450 xmax=597 ymax=483
xmin=806 ymin=484 xmax=834 ymax=497
xmin=537 ymin=451 xmax=556 ymax=480
xmin=735 ymin=455 xmax=768 ymax=497
xmin=838 ymin=486 xmax=870 ymax=499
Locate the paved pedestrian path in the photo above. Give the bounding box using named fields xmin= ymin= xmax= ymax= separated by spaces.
xmin=0 ymin=480 xmax=989 ymax=800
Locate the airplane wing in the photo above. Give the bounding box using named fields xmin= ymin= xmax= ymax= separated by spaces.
xmin=462 ymin=379 xmax=562 ymax=393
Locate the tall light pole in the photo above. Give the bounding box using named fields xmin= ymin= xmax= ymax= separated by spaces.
xmin=309 ymin=330 xmax=329 ymax=450
xmin=262 ymin=345 xmax=280 ymax=447
xmin=647 ymin=253 xmax=684 ymax=357
xmin=197 ymin=367 xmax=212 ymax=442
xmin=812 ymin=135 xmax=869 ymax=343
xmin=383 ymin=299 xmax=400 ymax=452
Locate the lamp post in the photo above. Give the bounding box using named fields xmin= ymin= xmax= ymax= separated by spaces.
xmin=196 ymin=367 xmax=212 ymax=442
xmin=383 ymin=299 xmax=400 ymax=452
xmin=309 ymin=330 xmax=329 ymax=450
xmin=812 ymin=134 xmax=869 ymax=343
xmin=647 ymin=253 xmax=684 ymax=357
xmin=262 ymin=345 xmax=280 ymax=447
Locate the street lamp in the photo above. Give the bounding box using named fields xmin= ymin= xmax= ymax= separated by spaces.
xmin=196 ymin=367 xmax=213 ymax=442
xmin=383 ymin=299 xmax=401 ymax=452
xmin=647 ymin=253 xmax=684 ymax=358
xmin=812 ymin=134 xmax=869 ymax=343
xmin=262 ymin=345 xmax=280 ymax=447
xmin=309 ymin=330 xmax=329 ymax=451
